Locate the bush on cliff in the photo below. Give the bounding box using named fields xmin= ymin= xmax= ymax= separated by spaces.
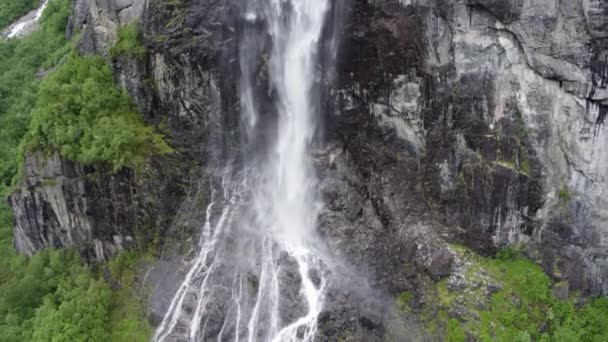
xmin=110 ymin=21 xmax=147 ymax=60
xmin=23 ymin=53 xmax=172 ymax=171
xmin=0 ymin=0 xmax=70 ymax=190
xmin=0 ymin=1 xmax=154 ymax=340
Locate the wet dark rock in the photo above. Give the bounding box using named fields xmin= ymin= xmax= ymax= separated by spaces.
xmin=277 ymin=255 xmax=306 ymax=325
xmin=200 ymin=287 xmax=231 ymax=339
xmin=469 ymin=0 xmax=523 ymax=23
xmin=296 ymin=325 xmax=306 ymax=338
xmin=309 ymin=268 xmax=322 ymax=288
xmin=9 ymin=152 xmax=137 ymax=262
xmin=144 ymin=256 xmax=189 ymax=326
xmin=427 ymin=247 xmax=454 ymax=280
xmin=9 ymin=151 xmax=197 ymax=263
xmin=9 ymin=0 xmax=608 ymax=340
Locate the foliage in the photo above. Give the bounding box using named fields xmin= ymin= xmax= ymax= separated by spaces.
xmin=477 ymin=255 xmax=552 ymax=341
xmin=447 ymin=319 xmax=465 ymax=342
xmin=396 ymin=291 xmax=413 ymax=314
xmin=0 ymin=2 xmax=153 ymax=340
xmin=24 ymin=53 xmax=172 ymax=171
xmin=558 ymin=186 xmax=572 ymax=203
xmin=0 ymin=8 xmax=73 ymax=339
xmin=0 ymin=0 xmax=39 ymax=29
xmin=110 ymin=21 xmax=147 ymax=60
xmin=496 ymin=245 xmax=520 ymax=261
xmin=419 ymin=246 xmax=608 ymax=341
xmin=107 ymin=251 xmax=154 ymax=342
xmin=0 ymin=249 xmax=108 ymax=341
xmin=0 ymin=247 xmax=152 ymax=341
xmin=0 ymin=0 xmax=71 ymax=191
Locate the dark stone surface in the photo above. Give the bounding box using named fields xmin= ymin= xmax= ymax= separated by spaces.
xmin=9 ymin=0 xmax=608 ymax=339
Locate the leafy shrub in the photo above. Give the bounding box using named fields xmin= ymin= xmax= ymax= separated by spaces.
xmin=24 ymin=53 xmax=172 ymax=171
xmin=110 ymin=21 xmax=147 ymax=60
xmin=447 ymin=319 xmax=465 ymax=342
xmin=396 ymin=291 xmax=413 ymax=313
xmin=0 ymin=2 xmax=153 ymax=340
xmin=496 ymin=246 xmax=520 ymax=261
xmin=107 ymin=251 xmax=153 ymax=342
xmin=0 ymin=0 xmax=39 ymax=29
xmin=0 ymin=0 xmax=71 ymax=190
xmin=0 ymin=249 xmax=108 ymax=341
xmin=0 ymin=248 xmax=152 ymax=341
xmin=427 ymin=247 xmax=608 ymax=341
xmin=558 ymin=186 xmax=572 ymax=203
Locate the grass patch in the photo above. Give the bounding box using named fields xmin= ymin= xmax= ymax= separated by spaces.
xmin=110 ymin=21 xmax=146 ymax=60
xmin=447 ymin=319 xmax=465 ymax=342
xmin=496 ymin=245 xmax=521 ymax=261
xmin=558 ymin=186 xmax=572 ymax=203
xmin=396 ymin=291 xmax=413 ymax=313
xmin=107 ymin=251 xmax=154 ymax=342
xmin=418 ymin=245 xmax=608 ymax=341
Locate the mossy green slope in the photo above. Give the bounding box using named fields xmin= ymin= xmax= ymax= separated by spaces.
xmin=401 ymin=245 xmax=608 ymax=341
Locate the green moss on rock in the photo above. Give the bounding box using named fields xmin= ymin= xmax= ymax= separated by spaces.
xmin=405 ymin=245 xmax=608 ymax=341
xmin=110 ymin=22 xmax=147 ymax=60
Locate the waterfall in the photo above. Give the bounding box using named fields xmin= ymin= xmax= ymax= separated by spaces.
xmin=154 ymin=0 xmax=333 ymax=341
xmin=6 ymin=0 xmax=50 ymax=38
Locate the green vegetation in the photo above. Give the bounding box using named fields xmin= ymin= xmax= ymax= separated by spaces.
xmin=0 ymin=7 xmax=73 ymax=334
xmin=517 ymin=147 xmax=531 ymax=175
xmin=0 ymin=249 xmax=110 ymax=341
xmin=495 ymin=144 xmax=531 ymax=176
xmin=0 ymin=0 xmax=39 ymax=29
xmin=496 ymin=245 xmax=521 ymax=261
xmin=0 ymin=1 xmax=157 ymax=340
xmin=107 ymin=251 xmax=154 ymax=342
xmin=23 ymin=53 xmax=172 ymax=171
xmin=0 ymin=248 xmax=152 ymax=341
xmin=558 ymin=186 xmax=572 ymax=203
xmin=413 ymin=245 xmax=608 ymax=341
xmin=493 ymin=115 xmax=533 ymax=177
xmin=447 ymin=319 xmax=465 ymax=342
xmin=396 ymin=291 xmax=413 ymax=313
xmin=110 ymin=21 xmax=147 ymax=60
xmin=0 ymin=0 xmax=71 ymax=193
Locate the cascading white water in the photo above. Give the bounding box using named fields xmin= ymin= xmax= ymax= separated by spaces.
xmin=6 ymin=0 xmax=50 ymax=38
xmin=154 ymin=0 xmax=332 ymax=341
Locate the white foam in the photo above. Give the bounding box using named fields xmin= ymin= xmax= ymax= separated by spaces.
xmin=7 ymin=0 xmax=50 ymax=38
xmin=154 ymin=1 xmax=332 ymax=340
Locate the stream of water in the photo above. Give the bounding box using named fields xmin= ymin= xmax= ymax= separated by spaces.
xmin=154 ymin=0 xmax=332 ymax=340
xmin=6 ymin=0 xmax=50 ymax=38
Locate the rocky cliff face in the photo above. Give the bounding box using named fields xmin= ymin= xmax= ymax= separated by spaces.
xmin=10 ymin=152 xmax=137 ymax=261
xmin=8 ymin=0 xmax=608 ymax=338
xmin=326 ymin=0 xmax=608 ymax=296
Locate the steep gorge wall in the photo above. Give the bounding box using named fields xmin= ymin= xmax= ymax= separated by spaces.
xmin=323 ymin=0 xmax=608 ymax=296
xmin=9 ymin=0 xmax=233 ymax=263
xmin=7 ymin=0 xmax=608 ymax=336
